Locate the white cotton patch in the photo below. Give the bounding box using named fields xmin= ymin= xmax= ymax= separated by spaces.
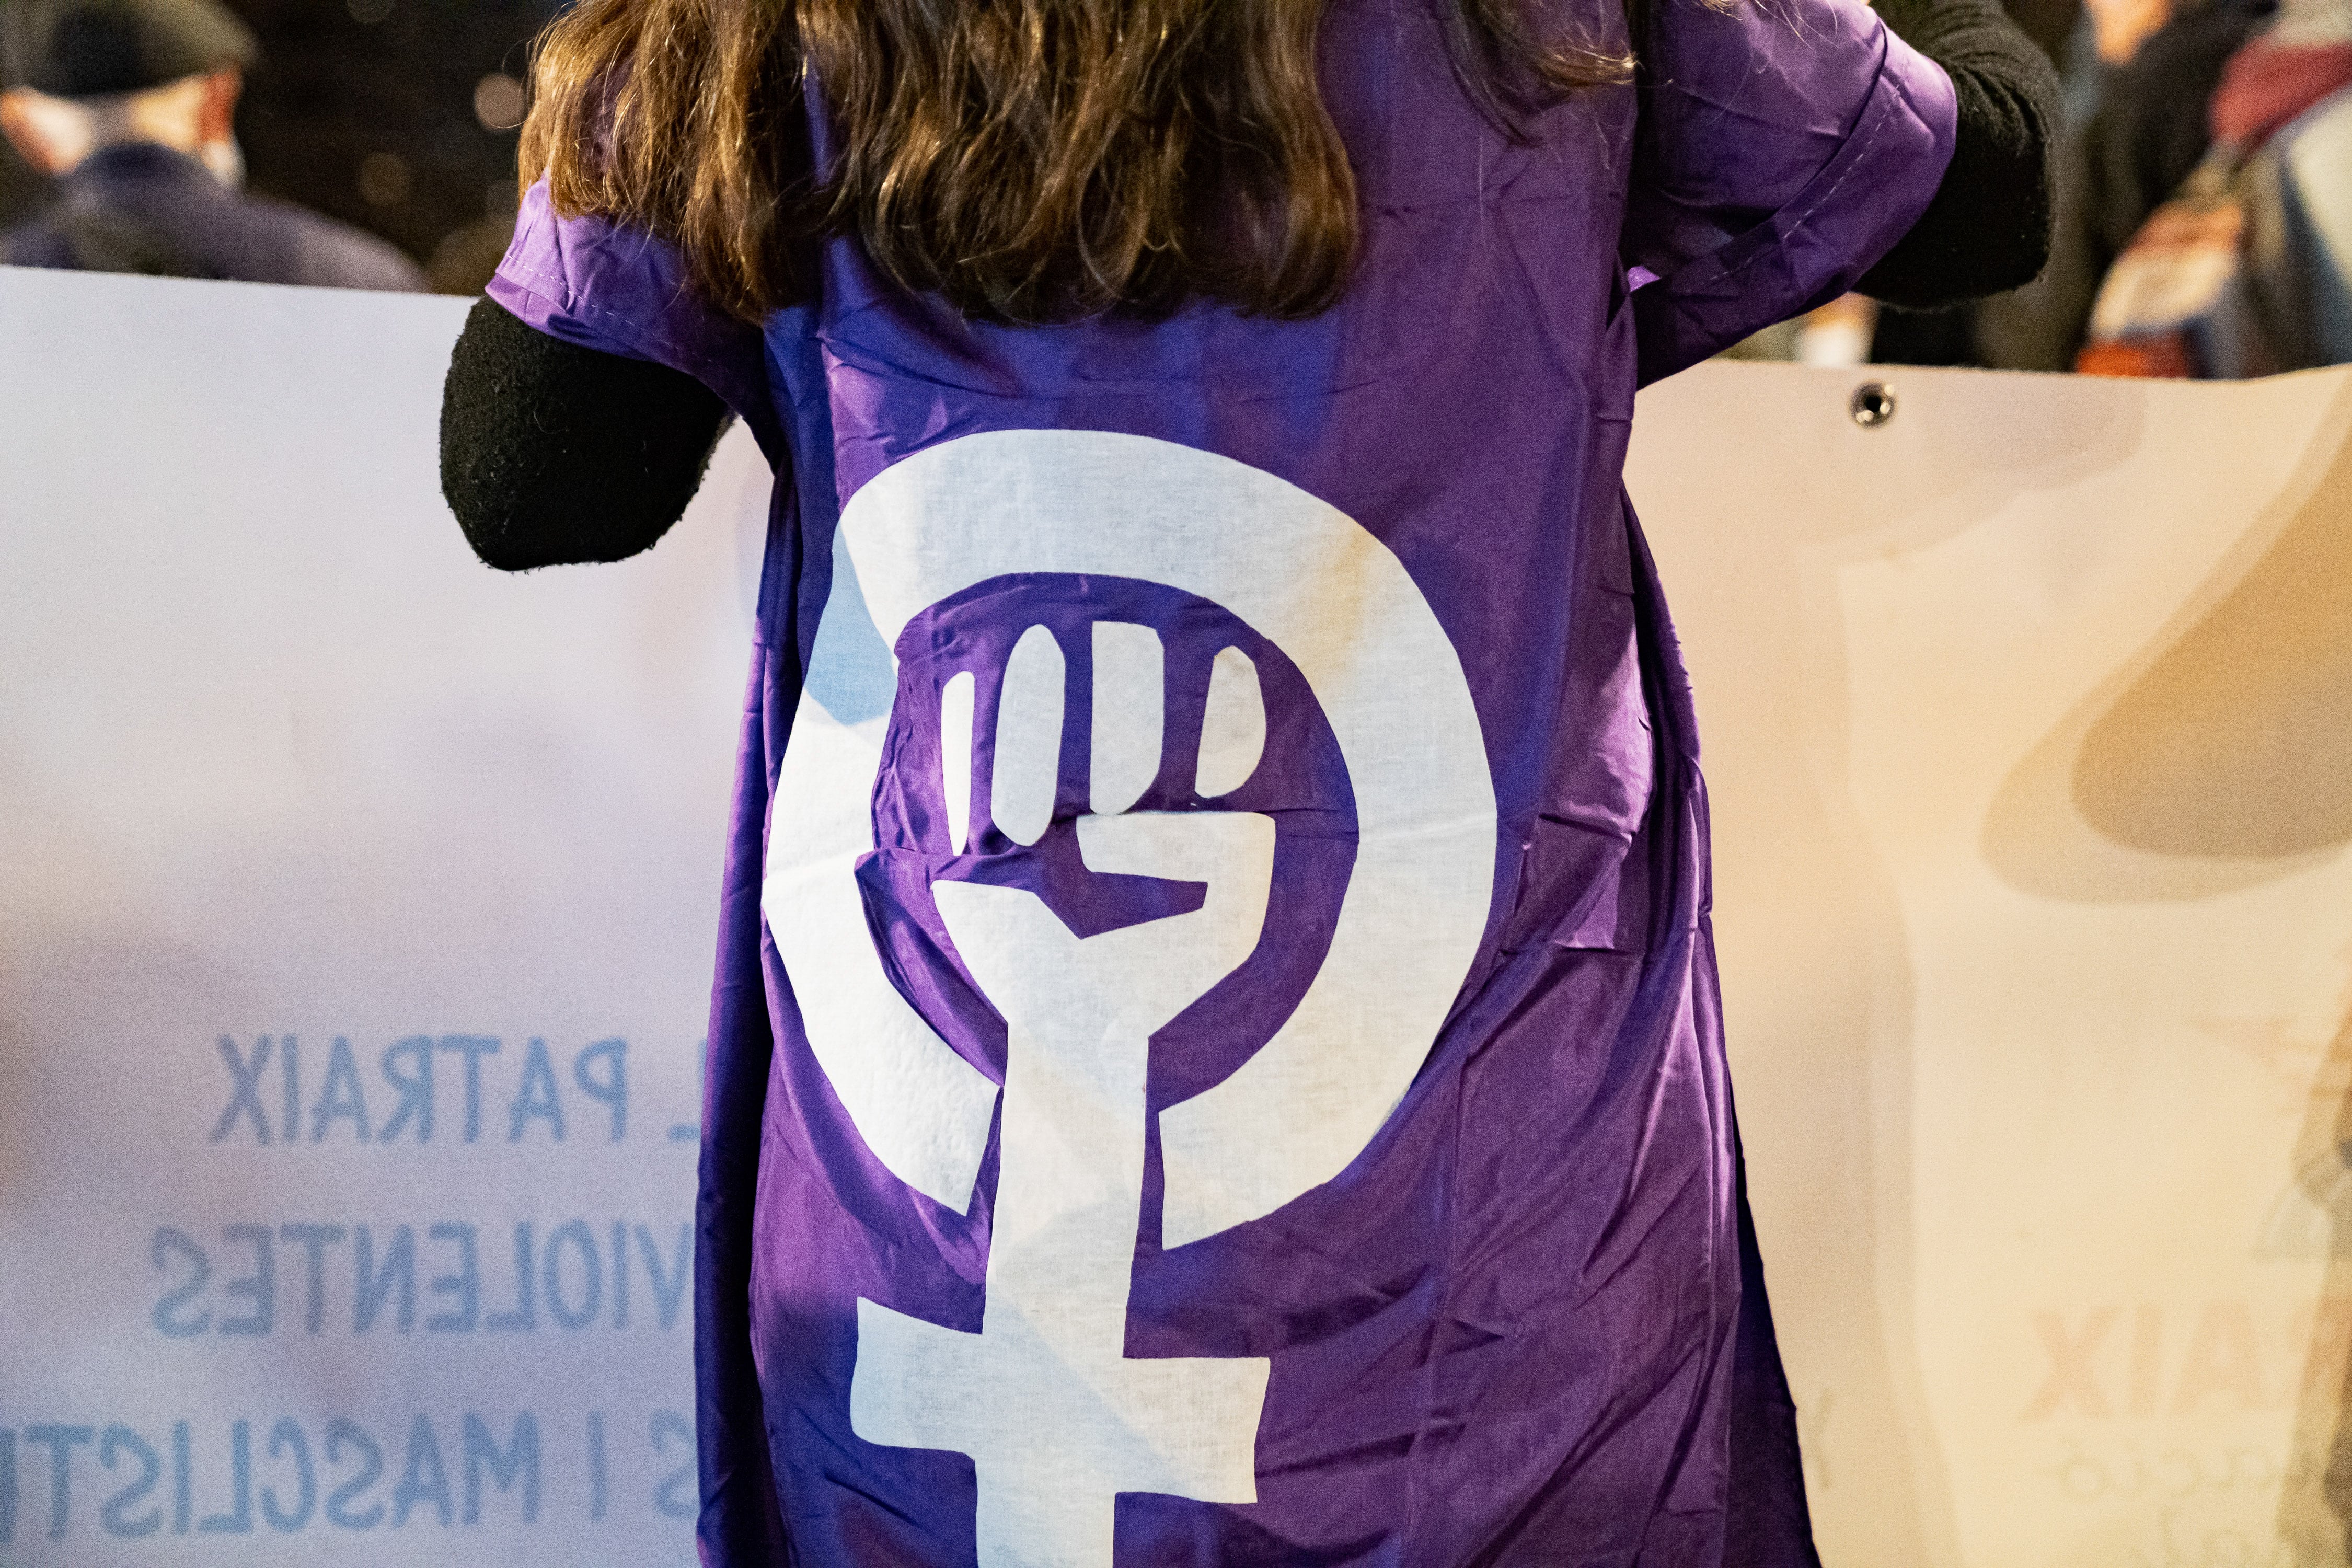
xmin=990 ymin=625 xmax=1065 ymax=848
xmin=1088 ymin=621 xmax=1163 ymax=816
xmin=1195 ymin=645 xmax=1265 ymax=799
xmin=940 ymin=669 xmax=976 ymax=855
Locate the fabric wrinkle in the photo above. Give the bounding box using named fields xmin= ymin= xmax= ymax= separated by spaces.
xmin=484 ymin=0 xmax=1950 ymax=1554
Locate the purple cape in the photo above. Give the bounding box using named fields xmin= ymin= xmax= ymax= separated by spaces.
xmin=490 ymin=0 xmax=1953 ymax=1559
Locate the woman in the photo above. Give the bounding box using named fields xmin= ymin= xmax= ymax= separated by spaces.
xmin=441 ymin=0 xmax=2053 ymax=1555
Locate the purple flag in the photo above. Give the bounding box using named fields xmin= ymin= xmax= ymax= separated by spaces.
xmin=489 ymin=0 xmax=1954 ymax=1560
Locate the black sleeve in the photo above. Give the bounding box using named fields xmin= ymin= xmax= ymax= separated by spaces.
xmin=1858 ymin=0 xmax=2061 ymax=308
xmin=439 ymin=297 xmax=731 ymax=572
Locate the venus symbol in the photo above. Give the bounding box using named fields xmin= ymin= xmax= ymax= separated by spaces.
xmin=850 ymin=621 xmax=1278 ymax=1568
xmin=764 ymin=431 xmax=1497 ymax=1565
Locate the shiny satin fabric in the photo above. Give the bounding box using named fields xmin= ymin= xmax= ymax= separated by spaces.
xmin=487 ymin=0 xmax=1954 ymax=1559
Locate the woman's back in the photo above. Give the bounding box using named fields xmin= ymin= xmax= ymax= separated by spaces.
xmin=453 ymin=0 xmax=2038 ymax=1556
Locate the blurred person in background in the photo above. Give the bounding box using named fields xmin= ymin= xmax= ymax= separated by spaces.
xmin=1974 ymin=0 xmax=2276 ymax=364
xmin=2066 ymin=0 xmax=2352 ymax=372
xmin=0 ymin=0 xmax=422 ymax=287
xmin=1870 ymin=0 xmax=2276 ymax=365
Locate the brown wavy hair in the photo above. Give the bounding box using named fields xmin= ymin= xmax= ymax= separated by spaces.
xmin=520 ymin=0 xmax=1629 ymax=324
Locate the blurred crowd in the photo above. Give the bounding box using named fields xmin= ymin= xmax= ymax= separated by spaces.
xmin=1752 ymin=0 xmax=2352 ymax=374
xmin=0 ymin=0 xmax=552 ymax=293
xmin=1 ymin=0 xmax=2346 ymax=376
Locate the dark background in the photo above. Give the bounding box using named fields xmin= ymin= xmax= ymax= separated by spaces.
xmin=0 ymin=0 xmax=562 ymax=290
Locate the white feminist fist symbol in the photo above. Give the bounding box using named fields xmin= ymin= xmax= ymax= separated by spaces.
xmin=853 ymin=624 xmax=1276 ymax=1568
xmin=766 ymin=430 xmax=1497 ymax=1568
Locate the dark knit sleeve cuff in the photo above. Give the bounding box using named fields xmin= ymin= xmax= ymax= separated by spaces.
xmin=1860 ymin=0 xmax=2061 ymax=306
xmin=440 ymin=297 xmax=730 ymax=573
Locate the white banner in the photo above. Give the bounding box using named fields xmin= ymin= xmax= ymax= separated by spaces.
xmin=4 ymin=264 xmax=2349 ymax=1566
xmin=1634 ymin=361 xmax=2352 ymax=1568
xmin=0 ymin=267 xmax=771 ymax=1564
